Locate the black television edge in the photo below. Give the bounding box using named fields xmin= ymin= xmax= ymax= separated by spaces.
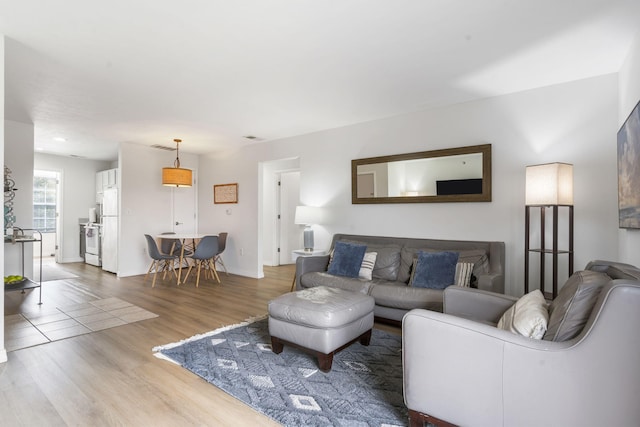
xmin=436 ymin=178 xmax=483 ymax=196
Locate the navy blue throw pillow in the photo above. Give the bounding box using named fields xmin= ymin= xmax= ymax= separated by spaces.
xmin=410 ymin=251 xmax=459 ymax=289
xmin=327 ymin=241 xmax=367 ymax=278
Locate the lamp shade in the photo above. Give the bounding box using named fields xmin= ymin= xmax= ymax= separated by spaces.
xmin=294 ymin=206 xmax=323 ymax=225
xmin=525 ymin=162 xmax=573 ymax=206
xmin=162 ymin=138 xmax=192 ymax=187
xmin=162 ymin=167 xmax=192 ymax=187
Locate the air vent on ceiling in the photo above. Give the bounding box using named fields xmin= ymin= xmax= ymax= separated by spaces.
xmin=151 ymin=144 xmax=176 ymax=151
xmin=69 ymin=154 xmax=86 ymax=159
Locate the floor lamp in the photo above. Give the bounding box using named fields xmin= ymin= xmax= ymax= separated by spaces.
xmin=524 ymin=162 xmax=574 ymax=299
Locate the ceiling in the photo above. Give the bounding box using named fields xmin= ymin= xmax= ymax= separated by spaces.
xmin=1 ymin=0 xmax=639 ymax=161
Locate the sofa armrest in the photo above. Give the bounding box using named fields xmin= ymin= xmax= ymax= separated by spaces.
xmin=443 ymin=286 xmax=517 ymax=323
xmin=294 ymin=255 xmax=330 ymax=290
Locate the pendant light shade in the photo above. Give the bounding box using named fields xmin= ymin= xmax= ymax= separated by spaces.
xmin=162 ymin=138 xmax=192 ymax=187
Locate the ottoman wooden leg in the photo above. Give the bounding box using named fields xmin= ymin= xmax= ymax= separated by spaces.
xmin=317 ymin=351 xmax=334 ymax=373
xmin=360 ymin=329 xmax=372 ymax=346
xmin=271 ymin=336 xmax=284 ymax=354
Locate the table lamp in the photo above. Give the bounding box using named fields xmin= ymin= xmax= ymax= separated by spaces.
xmin=294 ymin=206 xmax=323 ymax=251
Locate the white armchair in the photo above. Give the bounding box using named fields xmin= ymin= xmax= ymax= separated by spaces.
xmin=402 ymin=260 xmax=640 ymax=427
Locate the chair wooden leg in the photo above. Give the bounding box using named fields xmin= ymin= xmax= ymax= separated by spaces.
xmin=196 ymin=262 xmax=202 ymax=287
xmin=184 ymin=263 xmax=194 ymax=283
xmin=162 ymin=261 xmax=168 ymax=279
xmin=216 ymin=256 xmax=229 ymax=275
xmin=144 ymin=261 xmax=155 ymax=282
xmin=211 ymin=260 xmax=220 ymax=283
xmin=152 ymin=261 xmax=159 ymax=288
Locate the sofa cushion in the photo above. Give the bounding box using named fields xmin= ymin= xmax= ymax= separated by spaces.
xmin=409 ymin=251 xmax=459 ymax=289
xmin=327 ymin=241 xmax=367 ymax=278
xmin=497 ymin=289 xmax=549 ymax=339
xmin=544 ymin=270 xmax=610 ymax=342
xmin=369 ymin=281 xmax=444 ymax=310
xmin=300 ymin=272 xmax=374 ymax=295
xmin=359 ymin=252 xmax=377 ymax=280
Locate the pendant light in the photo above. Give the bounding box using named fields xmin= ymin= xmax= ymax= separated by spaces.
xmin=162 ymin=138 xmax=192 ymax=187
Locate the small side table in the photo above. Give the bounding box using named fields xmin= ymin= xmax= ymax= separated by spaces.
xmin=290 ymin=249 xmax=327 ymax=291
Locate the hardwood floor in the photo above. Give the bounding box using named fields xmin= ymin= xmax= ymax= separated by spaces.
xmin=1 ymin=262 xmax=400 ymax=426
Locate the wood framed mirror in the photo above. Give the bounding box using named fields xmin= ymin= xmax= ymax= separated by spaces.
xmin=352 ymin=144 xmax=491 ymax=204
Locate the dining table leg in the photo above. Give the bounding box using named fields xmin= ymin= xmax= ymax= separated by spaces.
xmin=176 ymin=240 xmax=186 ymax=285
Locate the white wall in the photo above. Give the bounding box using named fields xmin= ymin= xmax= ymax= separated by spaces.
xmin=1 ymin=35 xmax=6 ymax=363
xmin=618 ymin=32 xmax=640 ymax=266
xmin=4 ymin=120 xmax=35 ymax=280
xmin=199 ymin=74 xmax=619 ymax=296
xmin=34 ymin=153 xmax=111 ymax=262
xmin=118 ymin=142 xmax=198 ymax=277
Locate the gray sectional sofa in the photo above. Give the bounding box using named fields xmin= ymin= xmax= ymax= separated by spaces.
xmin=295 ymin=233 xmax=505 ymax=322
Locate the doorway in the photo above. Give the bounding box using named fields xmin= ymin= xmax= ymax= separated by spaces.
xmin=33 ymin=170 xmax=61 ymax=263
xmin=278 ymin=171 xmax=300 ymax=265
xmin=171 ymin=175 xmax=197 ymax=234
xmin=260 ymin=158 xmax=301 ymax=267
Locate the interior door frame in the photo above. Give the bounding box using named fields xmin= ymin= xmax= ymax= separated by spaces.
xmin=33 ymin=169 xmax=63 ymax=263
xmin=277 ymin=170 xmax=300 ymax=265
xmin=170 ymin=169 xmax=198 ymax=234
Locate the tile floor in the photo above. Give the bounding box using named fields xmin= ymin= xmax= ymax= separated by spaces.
xmin=5 ymin=297 xmax=158 ymax=352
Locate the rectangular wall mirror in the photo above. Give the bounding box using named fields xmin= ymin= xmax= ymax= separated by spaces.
xmin=352 ymin=144 xmax=491 ymax=204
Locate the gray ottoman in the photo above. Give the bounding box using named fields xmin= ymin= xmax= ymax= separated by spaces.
xmin=268 ymin=286 xmax=375 ymax=372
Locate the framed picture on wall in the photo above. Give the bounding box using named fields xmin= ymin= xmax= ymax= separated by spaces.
xmin=618 ymin=99 xmax=640 ymax=229
xmin=214 ymin=183 xmax=238 ymax=204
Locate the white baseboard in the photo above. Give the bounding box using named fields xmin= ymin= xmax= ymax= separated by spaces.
xmin=60 ymin=257 xmax=85 ymax=263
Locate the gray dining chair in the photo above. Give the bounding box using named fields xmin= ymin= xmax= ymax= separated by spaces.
xmin=159 ymin=232 xmax=193 ymax=268
xmin=214 ymin=232 xmax=228 ymax=275
xmin=184 ymin=235 xmax=220 ymax=287
xmin=144 ymin=234 xmax=179 ymax=287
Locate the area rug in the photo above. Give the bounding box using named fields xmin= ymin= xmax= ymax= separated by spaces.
xmin=153 ymin=317 xmax=408 ymax=427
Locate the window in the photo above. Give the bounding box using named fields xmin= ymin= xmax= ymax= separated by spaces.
xmin=33 ymin=171 xmax=58 ymax=232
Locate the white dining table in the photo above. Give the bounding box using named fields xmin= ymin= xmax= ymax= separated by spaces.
xmin=155 ymin=233 xmax=211 ymax=285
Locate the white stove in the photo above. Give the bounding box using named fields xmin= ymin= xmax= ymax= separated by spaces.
xmin=85 ymin=223 xmax=102 ymax=266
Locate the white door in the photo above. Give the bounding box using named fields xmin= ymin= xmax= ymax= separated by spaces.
xmin=172 ymin=177 xmax=197 ymax=234
xmin=357 ymin=173 xmax=375 ymax=197
xmin=278 ymin=171 xmax=300 ymax=265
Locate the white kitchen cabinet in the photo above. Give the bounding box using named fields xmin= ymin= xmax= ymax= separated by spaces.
xmin=96 ymin=168 xmax=119 ymax=203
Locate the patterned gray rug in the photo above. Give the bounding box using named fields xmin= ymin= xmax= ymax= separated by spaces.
xmin=153 ymin=316 xmax=408 ymax=426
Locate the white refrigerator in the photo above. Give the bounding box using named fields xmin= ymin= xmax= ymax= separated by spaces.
xmin=101 ymin=188 xmax=118 ymax=273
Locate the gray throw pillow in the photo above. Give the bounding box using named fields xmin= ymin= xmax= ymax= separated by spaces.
xmin=543 ymin=270 xmax=610 ymax=342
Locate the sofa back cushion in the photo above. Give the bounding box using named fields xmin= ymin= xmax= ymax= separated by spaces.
xmin=339 ymin=239 xmax=402 ymax=281
xmin=543 ymin=270 xmax=611 ymax=342
xmin=370 ymin=244 xmax=401 ymax=281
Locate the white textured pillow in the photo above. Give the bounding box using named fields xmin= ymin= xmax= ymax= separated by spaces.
xmin=454 ymin=262 xmax=474 ymax=287
xmin=359 ymin=252 xmax=377 ymax=280
xmin=497 ymin=290 xmax=549 ymax=339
